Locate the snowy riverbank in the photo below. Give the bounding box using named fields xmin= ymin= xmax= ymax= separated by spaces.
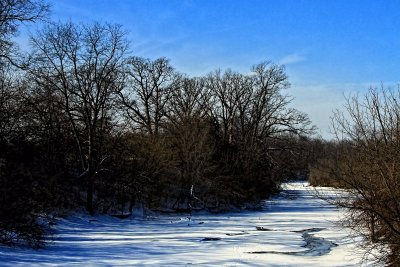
xmin=0 ymin=182 xmax=375 ymax=266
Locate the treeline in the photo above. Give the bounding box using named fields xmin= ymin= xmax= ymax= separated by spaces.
xmin=0 ymin=1 xmax=315 ymax=247
xmin=309 ymin=88 xmax=400 ymax=265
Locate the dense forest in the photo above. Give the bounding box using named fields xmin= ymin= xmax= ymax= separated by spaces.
xmin=2 ymin=1 xmax=400 ymax=266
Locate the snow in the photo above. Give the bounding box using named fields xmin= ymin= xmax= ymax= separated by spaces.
xmin=0 ymin=181 xmax=378 ymax=266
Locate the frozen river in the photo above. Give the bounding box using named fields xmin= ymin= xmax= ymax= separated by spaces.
xmin=0 ymin=182 xmax=371 ymax=266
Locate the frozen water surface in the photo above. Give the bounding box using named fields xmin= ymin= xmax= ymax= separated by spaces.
xmin=0 ymin=182 xmax=376 ymax=266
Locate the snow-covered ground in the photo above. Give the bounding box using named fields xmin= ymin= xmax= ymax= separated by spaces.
xmin=0 ymin=182 xmax=376 ymax=266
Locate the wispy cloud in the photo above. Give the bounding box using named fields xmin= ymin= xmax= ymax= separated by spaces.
xmin=279 ymin=53 xmax=306 ymax=65
xmin=132 ymin=35 xmax=188 ymax=57
xmin=286 ymin=81 xmax=389 ymax=139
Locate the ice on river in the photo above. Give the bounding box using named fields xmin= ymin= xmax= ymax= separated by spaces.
xmin=0 ymin=182 xmax=375 ymax=266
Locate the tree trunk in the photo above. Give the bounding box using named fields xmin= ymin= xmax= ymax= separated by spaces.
xmin=86 ymin=168 xmax=95 ymax=216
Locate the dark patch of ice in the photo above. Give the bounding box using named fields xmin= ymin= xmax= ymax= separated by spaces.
xmin=110 ymin=214 xmax=131 ymax=219
xmin=226 ymin=231 xmax=249 ymax=236
xmin=248 ymin=227 xmax=338 ymax=256
xmin=255 ymin=226 xmax=272 ymax=231
xmin=292 ymin=227 xmax=325 ymax=233
xmin=201 ymin=237 xmax=221 ymax=242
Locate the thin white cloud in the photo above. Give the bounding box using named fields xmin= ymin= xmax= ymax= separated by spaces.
xmin=287 ymin=82 xmax=365 ymax=139
xmin=279 ymin=53 xmax=306 ymax=65
xmin=287 ymin=81 xmax=399 ymax=139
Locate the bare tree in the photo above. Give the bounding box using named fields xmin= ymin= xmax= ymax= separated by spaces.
xmin=206 ymin=62 xmax=314 ymax=147
xmin=119 ymin=57 xmax=175 ymax=135
xmin=28 ymin=22 xmax=128 ymax=215
xmin=199 ymin=63 xmax=315 ymax=205
xmin=0 ymin=64 xmax=21 ymax=141
xmin=164 ymin=75 xmax=214 ymax=209
xmin=250 ymin=62 xmax=313 ymax=139
xmin=331 ymin=86 xmax=400 ymax=265
xmin=206 ymin=69 xmax=252 ymax=145
xmin=0 ymin=0 xmax=49 ymax=65
xmin=167 ymin=75 xmax=210 ymax=123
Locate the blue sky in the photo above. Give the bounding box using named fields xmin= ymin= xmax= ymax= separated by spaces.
xmin=19 ymin=0 xmax=400 ymax=138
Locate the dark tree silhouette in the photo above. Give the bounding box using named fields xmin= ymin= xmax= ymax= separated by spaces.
xmin=29 ymin=22 xmax=128 ymax=215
